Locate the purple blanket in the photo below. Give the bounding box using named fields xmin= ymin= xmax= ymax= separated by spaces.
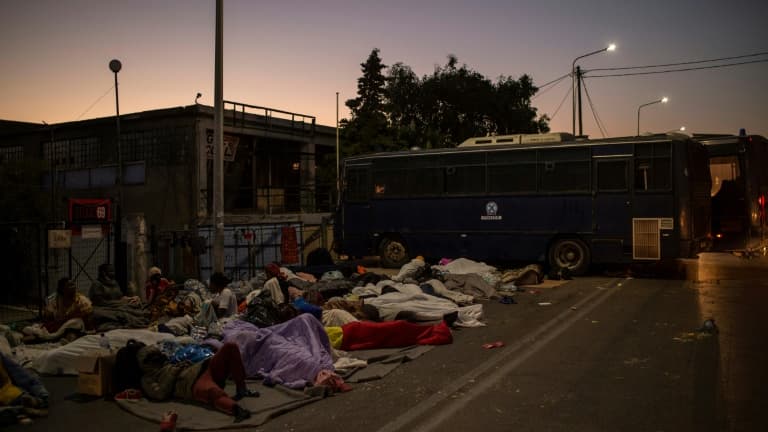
xmin=221 ymin=314 xmax=334 ymax=389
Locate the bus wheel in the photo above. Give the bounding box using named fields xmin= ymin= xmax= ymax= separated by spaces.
xmin=379 ymin=238 xmax=409 ymax=268
xmin=548 ymin=238 xmax=590 ymax=276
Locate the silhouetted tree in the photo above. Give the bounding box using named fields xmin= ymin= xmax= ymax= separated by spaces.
xmin=342 ymin=48 xmax=392 ymax=155
xmin=339 ymin=50 xmax=550 ymax=156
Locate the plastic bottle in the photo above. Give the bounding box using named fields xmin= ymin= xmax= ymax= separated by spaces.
xmin=99 ymin=333 xmax=111 ymax=351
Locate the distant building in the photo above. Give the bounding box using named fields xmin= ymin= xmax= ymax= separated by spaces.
xmin=0 ymin=102 xmax=337 ymax=300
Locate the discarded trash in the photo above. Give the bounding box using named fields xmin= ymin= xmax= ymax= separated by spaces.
xmin=499 ymin=295 xmax=517 ymax=304
xmin=537 ymin=302 xmax=552 ymax=306
xmin=482 ymin=341 xmax=505 ymax=349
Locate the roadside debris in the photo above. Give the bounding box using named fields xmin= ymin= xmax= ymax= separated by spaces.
xmin=482 ymin=341 xmax=505 ymax=349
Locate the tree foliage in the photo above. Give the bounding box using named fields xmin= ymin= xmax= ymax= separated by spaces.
xmin=340 ymin=49 xmax=550 ymax=157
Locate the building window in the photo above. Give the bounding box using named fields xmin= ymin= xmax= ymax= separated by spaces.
xmin=0 ymin=146 xmax=24 ymax=163
xmin=42 ymin=137 xmax=100 ymax=169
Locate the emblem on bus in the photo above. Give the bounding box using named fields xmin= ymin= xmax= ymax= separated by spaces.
xmin=481 ymin=201 xmax=502 ymax=220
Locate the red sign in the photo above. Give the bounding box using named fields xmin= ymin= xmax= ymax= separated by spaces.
xmin=69 ymin=198 xmax=112 ymax=224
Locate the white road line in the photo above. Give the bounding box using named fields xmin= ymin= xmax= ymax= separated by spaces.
xmin=375 ymin=277 xmax=628 ymax=432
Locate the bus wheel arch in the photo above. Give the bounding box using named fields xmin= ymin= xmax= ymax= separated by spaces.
xmin=378 ymin=236 xmax=410 ymax=268
xmin=547 ymin=237 xmax=591 ymax=276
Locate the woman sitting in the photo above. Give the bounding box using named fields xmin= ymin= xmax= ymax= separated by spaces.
xmin=42 ymin=278 xmax=93 ymax=333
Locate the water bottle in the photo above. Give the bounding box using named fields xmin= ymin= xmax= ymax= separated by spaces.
xmin=99 ymin=333 xmax=111 ymax=351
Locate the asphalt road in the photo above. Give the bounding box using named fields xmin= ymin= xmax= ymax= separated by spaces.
xmin=7 ymin=253 xmax=767 ymax=432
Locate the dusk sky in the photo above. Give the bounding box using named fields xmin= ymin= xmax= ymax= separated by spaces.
xmin=2 ymin=0 xmax=767 ymax=138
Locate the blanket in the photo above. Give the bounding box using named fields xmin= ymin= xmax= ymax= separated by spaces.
xmin=220 ymin=315 xmax=334 ymax=389
xmin=21 ymin=318 xmax=85 ymax=341
xmin=361 ymin=292 xmax=486 ymax=327
xmin=116 ymin=381 xmax=321 ymax=430
xmin=117 ymin=345 xmax=437 ymax=429
xmin=92 ymin=303 xmax=151 ymax=332
xmin=26 ymin=329 xmax=193 ymax=375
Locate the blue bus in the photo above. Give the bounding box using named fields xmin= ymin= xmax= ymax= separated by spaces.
xmin=335 ymin=133 xmax=712 ymax=274
xmin=697 ymin=133 xmax=768 ymax=252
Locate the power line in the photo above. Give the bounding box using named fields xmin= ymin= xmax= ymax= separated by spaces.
xmin=548 ymin=85 xmax=572 ymax=122
xmin=581 ymin=79 xmax=607 ymax=138
xmin=75 ymin=85 xmax=115 ymax=121
xmin=536 ymin=72 xmax=571 ymax=90
xmin=585 ymin=58 xmax=768 ymax=78
xmin=586 ymin=50 xmax=768 ymax=72
xmin=532 ymin=73 xmax=570 ymax=100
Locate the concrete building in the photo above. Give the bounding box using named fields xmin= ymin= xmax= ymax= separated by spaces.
xmin=0 ymin=102 xmax=337 ymax=302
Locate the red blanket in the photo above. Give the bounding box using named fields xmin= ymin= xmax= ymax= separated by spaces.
xmin=341 ymin=320 xmax=452 ymax=351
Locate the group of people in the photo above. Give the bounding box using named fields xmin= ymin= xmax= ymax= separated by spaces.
xmin=42 ymin=263 xmax=174 ymax=334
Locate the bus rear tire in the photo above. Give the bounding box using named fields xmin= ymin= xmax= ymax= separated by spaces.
xmin=548 ymin=238 xmax=590 ymax=276
xmin=379 ymin=238 xmax=409 ymax=268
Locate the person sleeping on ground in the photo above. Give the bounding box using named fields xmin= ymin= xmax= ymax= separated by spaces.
xmin=135 ymin=341 xmax=258 ymax=423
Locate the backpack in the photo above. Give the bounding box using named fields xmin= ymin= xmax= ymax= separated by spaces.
xmin=112 ymin=339 xmax=147 ymax=394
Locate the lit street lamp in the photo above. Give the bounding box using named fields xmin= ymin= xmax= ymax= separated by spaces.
xmin=572 ymin=43 xmax=616 ymax=136
xmin=636 ymin=97 xmax=668 ymax=136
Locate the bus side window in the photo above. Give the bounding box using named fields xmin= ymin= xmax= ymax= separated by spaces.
xmin=634 ymin=143 xmax=671 ymax=191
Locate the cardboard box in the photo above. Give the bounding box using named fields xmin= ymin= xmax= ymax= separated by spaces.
xmin=75 ymin=351 xmax=115 ymax=396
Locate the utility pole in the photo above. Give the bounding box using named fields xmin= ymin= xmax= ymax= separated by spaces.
xmin=213 ymin=0 xmax=225 ymax=273
xmin=335 ymin=91 xmax=340 ymax=206
xmin=576 ymin=66 xmax=583 ymax=137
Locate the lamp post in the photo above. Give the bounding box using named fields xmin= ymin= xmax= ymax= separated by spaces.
xmin=109 ymin=60 xmax=123 ymax=202
xmin=636 ymin=97 xmax=668 ymax=136
xmin=572 ymin=44 xmax=616 ymax=136
xmin=107 ymin=59 xmax=127 ymax=286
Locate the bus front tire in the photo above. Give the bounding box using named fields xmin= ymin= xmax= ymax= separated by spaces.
xmin=548 ymin=238 xmax=590 ymax=276
xmin=379 ymin=238 xmax=409 ymax=268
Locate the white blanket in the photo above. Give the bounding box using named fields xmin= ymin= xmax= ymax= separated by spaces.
xmin=24 ymin=328 xmax=193 ymax=375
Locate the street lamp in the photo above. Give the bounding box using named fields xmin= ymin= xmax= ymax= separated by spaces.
xmin=636 ymin=97 xmax=668 ymax=136
xmin=109 ymin=59 xmax=122 ymax=274
xmin=572 ymin=43 xmax=616 ymax=136
xmin=109 ymin=59 xmax=122 ymax=192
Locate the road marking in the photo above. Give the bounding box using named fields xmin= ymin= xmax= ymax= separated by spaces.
xmin=375 ymin=277 xmax=627 ymax=432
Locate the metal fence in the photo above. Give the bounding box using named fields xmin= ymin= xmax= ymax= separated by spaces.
xmin=0 ymin=223 xmax=44 ymax=324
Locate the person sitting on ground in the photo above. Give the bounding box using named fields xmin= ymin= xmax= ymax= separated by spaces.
xmin=42 ymin=277 xmax=93 ymax=333
xmin=209 ymin=272 xmax=237 ymax=318
xmin=88 ymin=263 xmax=141 ymax=307
xmin=145 ymin=267 xmax=174 ymax=305
xmin=136 ymin=342 xmax=258 ymax=423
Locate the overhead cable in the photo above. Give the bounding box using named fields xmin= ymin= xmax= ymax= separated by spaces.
xmin=585 ymin=58 xmax=768 ymax=78
xmin=76 ymin=85 xmax=115 ymax=121
xmin=548 ymin=85 xmax=572 ymax=122
xmin=581 ymin=79 xmax=607 ymax=138
xmin=532 ymin=73 xmax=570 ymax=100
xmin=586 ymin=50 xmax=768 ymax=72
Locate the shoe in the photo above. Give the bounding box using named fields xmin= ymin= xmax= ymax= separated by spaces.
xmin=232 ymin=405 xmax=251 ymax=423
xmin=234 ymin=388 xmax=260 ymax=400
xmin=114 ymin=388 xmax=142 ymax=402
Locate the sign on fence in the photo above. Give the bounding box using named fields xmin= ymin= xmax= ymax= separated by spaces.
xmin=48 ymin=229 xmax=71 ymax=248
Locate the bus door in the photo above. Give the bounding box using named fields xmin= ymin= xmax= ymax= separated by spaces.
xmin=340 ymin=163 xmax=372 ymax=256
xmin=592 ymin=154 xmax=633 ymax=260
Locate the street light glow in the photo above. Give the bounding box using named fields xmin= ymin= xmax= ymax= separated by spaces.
xmin=662 ymin=97 xmax=669 ymax=103
xmin=607 ymin=43 xmax=617 ymax=52
xmin=680 ymin=126 xmax=686 ymax=131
